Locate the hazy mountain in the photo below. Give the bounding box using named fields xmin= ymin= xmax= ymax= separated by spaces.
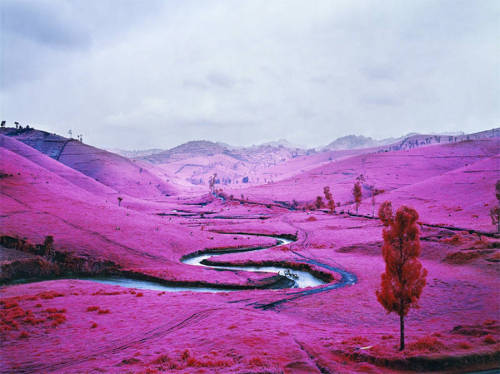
xmin=110 ymin=148 xmax=164 ymax=158
xmin=322 ymin=135 xmax=379 ymax=150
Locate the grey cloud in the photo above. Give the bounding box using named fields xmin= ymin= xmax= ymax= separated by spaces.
xmin=0 ymin=0 xmax=498 ymax=149
xmin=207 ymin=72 xmax=235 ymax=88
xmin=0 ymin=0 xmax=90 ymax=87
xmin=183 ymin=79 xmax=209 ymax=90
xmin=362 ymin=67 xmax=397 ymax=81
xmin=360 ymin=95 xmax=403 ymax=107
xmin=1 ymin=0 xmax=89 ymax=48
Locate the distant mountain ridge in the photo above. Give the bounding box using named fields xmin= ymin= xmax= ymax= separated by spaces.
xmin=109 ymin=148 xmax=164 ymax=158
xmin=141 ymin=139 xmax=312 ymax=164
xmin=2 ymin=125 xmax=497 ymax=188
xmin=322 ymin=135 xmax=380 ymax=150
xmin=129 ymin=129 xmax=497 ymax=158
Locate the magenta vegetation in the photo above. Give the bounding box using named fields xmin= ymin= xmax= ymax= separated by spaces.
xmin=1 ymin=127 xmax=499 ymax=373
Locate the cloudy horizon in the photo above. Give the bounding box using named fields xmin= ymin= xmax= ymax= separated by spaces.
xmin=1 ymin=0 xmax=499 ymax=150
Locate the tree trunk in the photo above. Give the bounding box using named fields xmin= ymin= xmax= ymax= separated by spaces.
xmin=399 ymin=314 xmax=405 ymax=351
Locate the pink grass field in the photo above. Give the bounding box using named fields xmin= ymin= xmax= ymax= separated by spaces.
xmin=1 ymin=131 xmax=499 ymax=373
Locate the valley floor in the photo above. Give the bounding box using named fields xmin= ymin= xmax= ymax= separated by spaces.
xmin=1 ymin=201 xmax=499 ymax=374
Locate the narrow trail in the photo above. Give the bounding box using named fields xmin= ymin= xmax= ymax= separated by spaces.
xmin=55 ymin=139 xmax=73 ymax=161
xmin=3 ymin=308 xmax=221 ymax=374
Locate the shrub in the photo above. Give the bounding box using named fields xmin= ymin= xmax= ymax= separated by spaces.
xmin=442 ymin=233 xmax=464 ymax=245
xmin=458 ymin=341 xmax=472 ymax=349
xmin=45 ymin=308 xmax=65 ymax=313
xmin=484 ymin=335 xmax=496 ymax=344
xmin=248 ymin=357 xmax=266 ymax=366
xmin=152 ymin=354 xmax=170 ymax=364
xmin=407 ymin=336 xmax=445 ymax=353
xmin=2 ymin=301 xmax=19 ymax=309
xmin=443 ymin=251 xmax=481 ymax=264
xmin=24 ymin=316 xmax=44 ymax=325
xmin=39 ymin=291 xmax=64 ymax=300
xmin=121 ymin=357 xmax=141 ymax=365
xmin=47 ymin=313 xmax=66 ymax=322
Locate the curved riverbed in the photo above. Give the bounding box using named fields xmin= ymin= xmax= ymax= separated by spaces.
xmin=86 ymin=236 xmax=328 ymax=292
xmin=181 ymin=236 xmax=327 ymax=289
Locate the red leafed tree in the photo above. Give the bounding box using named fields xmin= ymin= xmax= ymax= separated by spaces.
xmin=315 ymin=196 xmax=324 ymax=209
xmin=352 ymin=181 xmax=362 ymax=213
xmin=376 ymin=202 xmax=427 ymax=351
xmin=323 ymin=186 xmax=335 ymax=213
xmin=378 ymin=200 xmax=393 ymax=224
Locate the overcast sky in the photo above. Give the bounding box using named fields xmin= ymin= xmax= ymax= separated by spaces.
xmin=1 ymin=0 xmax=498 ymax=150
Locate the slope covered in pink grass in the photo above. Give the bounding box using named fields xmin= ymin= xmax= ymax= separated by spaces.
xmin=227 ymin=138 xmax=500 ymax=230
xmin=0 ymin=129 xmax=178 ymax=199
xmin=0 ymin=140 xmax=286 ymax=288
xmin=1 ymin=130 xmax=499 ymax=373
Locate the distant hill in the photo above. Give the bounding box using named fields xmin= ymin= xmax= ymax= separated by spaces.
xmin=322 ymin=135 xmax=380 ymax=150
xmin=377 ymin=128 xmax=499 ymax=153
xmin=0 ymin=127 xmax=69 ymax=159
xmin=3 ymin=125 xmax=497 ymax=189
xmin=1 ymin=127 xmax=177 ymax=198
xmin=136 ymin=139 xmax=315 ymax=187
xmin=110 ymin=148 xmax=164 ymax=158
xmin=143 ymin=140 xmax=234 ymax=163
xmin=230 ymin=136 xmax=500 ymax=231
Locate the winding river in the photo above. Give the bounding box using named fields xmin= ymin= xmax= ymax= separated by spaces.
xmin=7 ymin=234 xmax=357 ymax=296
xmin=181 ymin=236 xmax=326 ymax=289
xmin=78 ymin=235 xmax=327 ymax=292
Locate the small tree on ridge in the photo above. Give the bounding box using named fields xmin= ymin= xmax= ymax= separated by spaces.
xmin=376 ymin=201 xmax=427 ymax=351
xmin=352 ymin=180 xmax=362 ymax=213
xmin=315 ymin=196 xmax=324 ymax=209
xmin=323 ymin=186 xmax=335 ymax=214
